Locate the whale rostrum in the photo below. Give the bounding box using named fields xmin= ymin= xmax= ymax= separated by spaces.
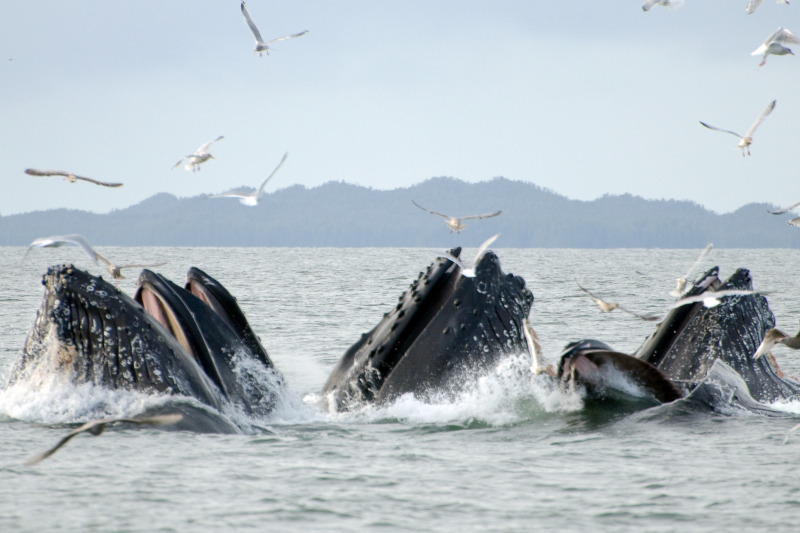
xmin=321 ymin=247 xmax=534 ymax=410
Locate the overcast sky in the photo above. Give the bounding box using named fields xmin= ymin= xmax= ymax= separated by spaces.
xmin=1 ymin=1 xmax=797 ymax=215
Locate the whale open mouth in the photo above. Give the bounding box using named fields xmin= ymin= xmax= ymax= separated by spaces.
xmin=135 ymin=281 xmax=199 ymax=363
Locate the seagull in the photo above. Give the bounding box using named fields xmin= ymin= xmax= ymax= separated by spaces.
xmin=209 ymin=152 xmax=287 ymax=206
xmin=754 ymin=322 xmax=800 ymax=359
xmin=23 ymin=234 xmax=98 ymax=264
xmin=788 ymin=217 xmax=800 ymax=227
xmin=96 ymin=253 xmax=166 ymax=280
xmin=172 ymin=136 xmax=224 ymax=172
xmin=784 ymin=422 xmax=800 ymax=444
xmin=700 ymin=100 xmax=776 ymax=157
xmin=523 ymin=318 xmax=555 ymax=376
xmin=752 ymin=28 xmax=799 ymax=66
xmin=768 ymin=200 xmax=800 ymax=215
xmin=642 ymin=0 xmax=685 ymax=11
xmin=574 ymin=279 xmax=660 ymax=321
xmin=667 ymin=289 xmax=769 ymax=310
xmin=241 ymin=1 xmax=308 ymax=58
xmin=747 ymin=0 xmax=790 ymax=15
xmin=412 ymin=200 xmax=501 ymax=234
xmin=24 ymin=414 xmax=182 ymax=466
xmin=439 ymin=234 xmax=499 ymax=278
xmin=670 ymin=243 xmax=713 ymax=297
xmin=24 ymin=169 xmax=122 ymax=188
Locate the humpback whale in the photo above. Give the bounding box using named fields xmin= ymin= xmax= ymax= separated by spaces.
xmin=10 ymin=264 xmax=284 ymax=432
xmin=321 ymin=247 xmax=534 ymax=410
xmin=557 ymin=340 xmax=683 ymax=404
xmin=636 ymin=267 xmax=800 ymax=403
xmin=559 ymin=267 xmax=800 ymax=408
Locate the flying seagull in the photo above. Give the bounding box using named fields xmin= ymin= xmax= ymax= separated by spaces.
xmin=24 ymin=169 xmax=122 ymax=188
xmin=700 ymin=100 xmax=776 ymax=157
xmin=768 ymin=200 xmax=800 ymax=215
xmin=172 ymin=136 xmax=224 ymax=172
xmin=754 ymin=322 xmax=800 ymax=359
xmin=747 ymin=0 xmax=790 ymax=15
xmin=96 ymin=253 xmax=166 ymax=280
xmin=642 ymin=0 xmax=685 ymax=11
xmin=670 ymin=243 xmax=713 ymax=297
xmin=209 ymin=152 xmax=287 ymax=206
xmin=412 ymin=200 xmax=501 ymax=233
xmin=574 ymin=279 xmax=660 ymax=321
xmin=241 ymin=1 xmax=308 ymax=57
xmin=23 ymin=234 xmax=98 ymax=264
xmin=752 ymin=28 xmax=799 ymax=66
xmin=440 ymin=234 xmax=499 ymax=278
xmin=667 ymin=289 xmax=769 ymax=310
xmin=24 ymin=414 xmax=183 ymax=466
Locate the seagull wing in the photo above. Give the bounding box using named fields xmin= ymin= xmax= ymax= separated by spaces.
xmin=754 ymin=329 xmax=787 ymax=358
xmin=209 ymin=190 xmax=254 ymax=200
xmin=699 ymin=121 xmax=743 ymax=140
xmin=265 ymin=30 xmax=308 ymax=45
xmin=460 ymin=210 xmax=502 ymax=221
xmin=747 ymin=0 xmax=766 ymax=13
xmin=472 ymin=234 xmax=500 ymax=267
xmin=770 ymin=28 xmax=800 ymax=46
xmin=171 ymin=158 xmax=185 ymax=170
xmin=666 ymin=289 xmax=768 ymax=310
xmin=574 ymin=278 xmax=603 ymax=303
xmin=24 ymin=414 xmax=182 ymax=466
xmin=788 ymin=217 xmax=800 ymax=227
xmin=412 ymin=200 xmax=450 ymax=219
xmin=116 ymin=262 xmax=168 ymax=271
xmin=768 ymin=200 xmax=800 ymax=214
xmin=256 ymin=152 xmax=288 ymax=199
xmin=683 ymin=242 xmax=713 ymax=279
xmin=95 ymin=253 xmax=113 ymax=267
xmin=24 ymin=420 xmax=107 ymax=466
xmin=195 ymin=136 xmax=224 ymax=155
xmin=642 ymin=0 xmax=661 ymax=11
xmin=241 ymin=2 xmax=265 ymax=44
xmin=27 ymin=234 xmax=98 ymax=264
xmin=615 ymin=304 xmax=661 ymax=322
xmin=25 ymin=169 xmax=70 ymax=177
xmin=73 ymin=175 xmax=123 ymax=188
xmin=744 ymin=100 xmax=776 ymax=139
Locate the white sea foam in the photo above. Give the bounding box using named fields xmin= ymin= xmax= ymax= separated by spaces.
xmin=0 ymin=376 xmax=173 ymax=424
xmin=767 ymin=399 xmax=800 ymax=415
xmin=301 ymin=353 xmax=585 ymax=428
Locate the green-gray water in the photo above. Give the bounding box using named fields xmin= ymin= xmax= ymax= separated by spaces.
xmin=2 ymin=247 xmax=799 ymax=532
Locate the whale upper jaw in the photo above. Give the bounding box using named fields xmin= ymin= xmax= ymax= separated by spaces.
xmin=184 ymin=266 xmax=273 ymax=370
xmin=321 ymin=248 xmax=534 ymax=411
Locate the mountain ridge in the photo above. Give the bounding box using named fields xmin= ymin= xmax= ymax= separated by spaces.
xmin=1 ymin=177 xmax=796 ymax=248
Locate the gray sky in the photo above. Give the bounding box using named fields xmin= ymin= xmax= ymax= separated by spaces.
xmin=1 ymin=1 xmax=797 ymax=215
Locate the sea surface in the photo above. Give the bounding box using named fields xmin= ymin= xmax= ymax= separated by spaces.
xmin=2 ymin=246 xmax=800 ymax=532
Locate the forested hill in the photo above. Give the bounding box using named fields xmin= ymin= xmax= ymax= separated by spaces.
xmin=1 ymin=177 xmax=796 ymax=248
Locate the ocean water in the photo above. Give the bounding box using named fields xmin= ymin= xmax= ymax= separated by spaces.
xmin=2 ymin=246 xmax=800 ymax=532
